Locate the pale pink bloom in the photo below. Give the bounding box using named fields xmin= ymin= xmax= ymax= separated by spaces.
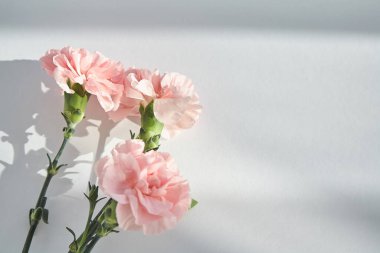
xmin=40 ymin=46 xmax=124 ymax=112
xmin=109 ymin=68 xmax=202 ymax=138
xmin=96 ymin=139 xmax=191 ymax=234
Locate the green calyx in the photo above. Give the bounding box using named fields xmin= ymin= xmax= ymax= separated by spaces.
xmin=62 ymin=80 xmax=90 ymax=134
xmin=96 ymin=200 xmax=118 ymax=237
xmin=137 ymin=100 xmax=164 ymax=152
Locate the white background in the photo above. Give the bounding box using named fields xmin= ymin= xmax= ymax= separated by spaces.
xmin=1 ymin=1 xmax=380 ymax=252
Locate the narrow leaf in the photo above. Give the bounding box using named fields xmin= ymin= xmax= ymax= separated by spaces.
xmin=129 ymin=130 xmax=135 ymax=139
xmin=66 ymin=227 xmax=77 ymax=242
xmin=42 ymin=209 xmax=49 ymax=224
xmin=96 ymin=197 xmax=107 ymax=203
xmin=46 ymin=153 xmax=52 ymax=166
xmin=56 ymin=164 xmax=68 ymax=171
xmin=71 ymin=83 xmax=86 ymax=97
xmin=29 ymin=209 xmax=34 ymax=225
xmin=67 ymin=227 xmax=78 ymax=251
xmin=190 ymin=199 xmax=198 ymax=209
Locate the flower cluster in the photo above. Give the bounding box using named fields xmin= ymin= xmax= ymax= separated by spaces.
xmin=40 ymin=46 xmax=201 ymax=237
xmin=41 ymin=47 xmax=202 ymax=138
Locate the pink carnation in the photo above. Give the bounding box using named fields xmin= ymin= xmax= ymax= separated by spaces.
xmin=109 ymin=68 xmax=202 ymax=138
xmin=96 ymin=139 xmax=191 ymax=234
xmin=40 ymin=46 xmax=124 ymax=112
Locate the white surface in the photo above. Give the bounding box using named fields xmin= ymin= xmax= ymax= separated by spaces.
xmin=1 ymin=1 xmax=380 ymax=253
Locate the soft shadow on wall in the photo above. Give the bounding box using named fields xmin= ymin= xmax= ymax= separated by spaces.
xmin=1 ymin=0 xmax=380 ymax=34
xmin=0 ymin=60 xmax=120 ymax=250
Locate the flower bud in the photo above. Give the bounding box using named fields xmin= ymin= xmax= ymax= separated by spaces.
xmin=85 ymin=183 xmax=99 ymax=203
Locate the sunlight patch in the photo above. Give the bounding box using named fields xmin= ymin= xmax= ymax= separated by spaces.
xmin=0 ymin=131 xmax=14 ymax=176
xmin=25 ymin=125 xmax=47 ymax=153
xmin=40 ymin=82 xmax=50 ymax=93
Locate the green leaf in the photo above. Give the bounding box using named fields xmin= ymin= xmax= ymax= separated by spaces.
xmin=190 ymin=199 xmax=198 ymax=209
xmin=66 ymin=227 xmax=76 ymax=238
xmin=61 ymin=112 xmax=71 ymax=126
xmin=56 ymin=163 xmax=68 ymax=172
xmin=139 ymin=104 xmax=145 ymax=115
xmin=67 ymin=226 xmax=79 ymax=252
xmin=96 ymin=197 xmax=107 ymax=204
xmin=46 ymin=153 xmax=52 ymax=167
xmin=129 ymin=130 xmax=136 ymax=139
xmin=29 ymin=208 xmax=34 ymax=225
xmin=42 ymin=209 xmax=49 ymax=224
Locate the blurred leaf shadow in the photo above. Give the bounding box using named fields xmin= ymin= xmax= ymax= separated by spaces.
xmin=0 ymin=60 xmax=120 ymax=247
xmin=0 ymin=60 xmax=74 ymax=243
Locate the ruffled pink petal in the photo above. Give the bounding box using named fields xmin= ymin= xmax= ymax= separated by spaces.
xmin=128 ymin=194 xmax=158 ymax=225
xmin=116 ymin=203 xmax=141 ymax=231
xmin=137 ymin=190 xmax=173 ymax=215
xmin=40 ymin=46 xmax=125 ymax=112
xmin=85 ymin=79 xmax=115 ymax=111
xmin=52 ymin=68 xmax=75 ymax=93
xmin=160 ymin=72 xmax=195 ymax=98
xmin=115 ymin=139 xmax=145 ymax=155
xmin=142 ymin=216 xmax=177 ymax=235
xmin=132 ymin=79 xmax=156 ymax=97
xmin=154 ymin=97 xmax=201 ymax=137
xmin=40 ymin=49 xmax=59 ymax=75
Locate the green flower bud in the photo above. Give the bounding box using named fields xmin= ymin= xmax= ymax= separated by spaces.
xmin=85 ymin=183 xmax=99 ymax=203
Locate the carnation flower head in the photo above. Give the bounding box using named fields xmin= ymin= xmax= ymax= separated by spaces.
xmin=40 ymin=46 xmax=124 ymax=112
xmin=109 ymin=68 xmax=202 ymax=138
xmin=96 ymin=139 xmax=191 ymax=234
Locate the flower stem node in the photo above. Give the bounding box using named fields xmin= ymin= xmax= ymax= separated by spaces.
xmin=46 ymin=153 xmax=67 ymax=175
xmin=137 ymin=100 xmax=164 ymax=152
xmin=29 ymin=207 xmax=43 ymax=223
xmin=62 ymin=80 xmax=90 ymax=132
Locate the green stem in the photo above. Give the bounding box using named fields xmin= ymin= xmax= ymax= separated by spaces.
xmin=69 ymin=199 xmax=113 ymax=253
xmin=77 ymin=202 xmax=96 ymax=252
xmin=53 ymin=137 xmax=69 ymax=165
xmin=22 ymin=218 xmax=39 ymax=253
xmin=91 ymin=199 xmax=113 ymax=224
xmin=83 ymin=236 xmax=100 ymax=253
xmin=76 ymin=199 xmax=112 ymax=245
xmin=22 ymin=135 xmax=70 ymax=253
